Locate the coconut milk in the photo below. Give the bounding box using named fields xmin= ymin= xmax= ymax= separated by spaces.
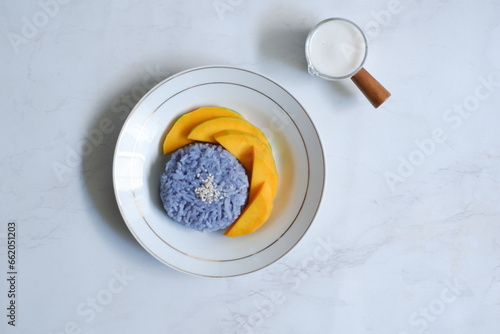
xmin=306 ymin=19 xmax=367 ymax=79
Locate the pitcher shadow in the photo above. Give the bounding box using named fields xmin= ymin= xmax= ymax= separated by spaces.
xmin=258 ymin=25 xmax=311 ymax=74
xmin=80 ymin=61 xmax=200 ymax=254
xmin=257 ymin=8 xmax=357 ymax=109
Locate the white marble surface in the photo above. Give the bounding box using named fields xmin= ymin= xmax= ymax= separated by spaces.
xmin=1 ymin=0 xmax=500 ymax=333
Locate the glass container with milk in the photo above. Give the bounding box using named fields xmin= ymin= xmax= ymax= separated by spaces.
xmin=306 ymin=18 xmax=390 ymax=108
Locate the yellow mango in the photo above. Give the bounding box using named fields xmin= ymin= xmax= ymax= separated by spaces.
xmin=162 ymin=107 xmax=244 ymax=154
xmin=213 ymin=130 xmax=277 ymax=176
xmin=250 ymin=154 xmax=278 ymax=200
xmin=187 ymin=117 xmax=271 ymax=149
xmin=224 ymin=182 xmax=274 ymax=237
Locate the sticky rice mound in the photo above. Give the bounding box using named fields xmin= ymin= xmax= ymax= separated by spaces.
xmin=160 ymin=142 xmax=249 ymax=232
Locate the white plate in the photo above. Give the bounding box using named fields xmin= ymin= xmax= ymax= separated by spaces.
xmin=113 ymin=66 xmax=325 ymax=277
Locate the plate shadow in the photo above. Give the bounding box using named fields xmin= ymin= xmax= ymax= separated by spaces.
xmin=80 ymin=64 xmax=182 ymax=252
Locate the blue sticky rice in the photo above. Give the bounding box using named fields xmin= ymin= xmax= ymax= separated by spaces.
xmin=160 ymin=143 xmax=249 ymax=232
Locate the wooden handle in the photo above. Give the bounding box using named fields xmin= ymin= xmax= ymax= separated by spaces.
xmin=351 ymin=67 xmax=391 ymax=108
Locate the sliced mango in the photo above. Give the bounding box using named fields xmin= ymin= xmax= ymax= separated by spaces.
xmin=224 ymin=182 xmax=274 ymax=237
xmin=213 ymin=130 xmax=277 ymax=176
xmin=162 ymin=107 xmax=244 ymax=154
xmin=250 ymin=154 xmax=278 ymax=200
xmin=187 ymin=117 xmax=271 ymax=149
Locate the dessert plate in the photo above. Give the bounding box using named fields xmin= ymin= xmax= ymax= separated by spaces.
xmin=113 ymin=66 xmax=325 ymax=277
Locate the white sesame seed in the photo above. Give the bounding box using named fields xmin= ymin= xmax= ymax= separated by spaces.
xmin=194 ymin=173 xmax=226 ymax=203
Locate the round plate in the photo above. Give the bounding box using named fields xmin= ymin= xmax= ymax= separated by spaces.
xmin=113 ymin=66 xmax=325 ymax=277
